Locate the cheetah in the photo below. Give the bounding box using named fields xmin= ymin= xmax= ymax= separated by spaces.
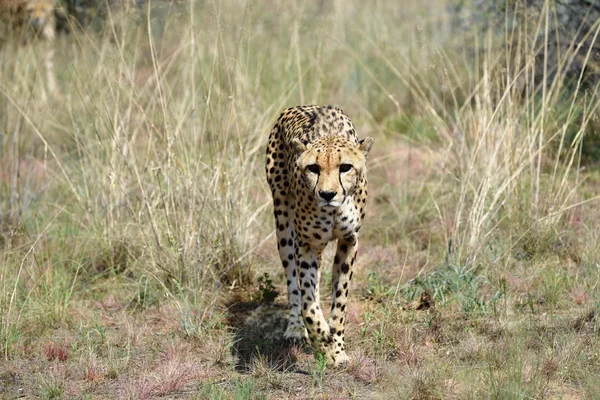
xmin=266 ymin=105 xmax=374 ymax=366
xmin=0 ymin=0 xmax=56 ymax=44
xmin=0 ymin=0 xmax=58 ymax=93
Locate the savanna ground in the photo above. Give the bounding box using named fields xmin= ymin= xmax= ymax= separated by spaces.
xmin=1 ymin=0 xmax=600 ymax=398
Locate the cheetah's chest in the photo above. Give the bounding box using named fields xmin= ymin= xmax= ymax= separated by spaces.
xmin=295 ymin=198 xmax=361 ymax=246
xmin=332 ymin=199 xmax=362 ymax=238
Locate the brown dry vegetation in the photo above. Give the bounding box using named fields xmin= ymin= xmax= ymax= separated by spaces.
xmin=1 ymin=0 xmax=600 ymax=399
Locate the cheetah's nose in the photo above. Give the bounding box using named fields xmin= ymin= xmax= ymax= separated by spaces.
xmin=319 ymin=191 xmax=336 ymax=202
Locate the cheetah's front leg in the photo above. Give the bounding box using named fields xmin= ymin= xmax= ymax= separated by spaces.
xmin=328 ymin=235 xmax=358 ymax=365
xmin=296 ymin=243 xmax=345 ymax=365
xmin=274 ymin=213 xmax=306 ymax=341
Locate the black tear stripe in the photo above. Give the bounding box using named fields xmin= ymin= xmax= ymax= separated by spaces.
xmin=314 ymin=168 xmax=320 ymax=197
xmin=338 ymin=170 xmax=347 ymax=198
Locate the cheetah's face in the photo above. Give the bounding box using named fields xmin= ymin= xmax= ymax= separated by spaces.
xmin=292 ymin=136 xmax=374 ymax=208
xmin=25 ymin=0 xmax=53 ymax=31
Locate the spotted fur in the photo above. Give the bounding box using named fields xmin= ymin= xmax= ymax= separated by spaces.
xmin=265 ymin=105 xmax=374 ymax=366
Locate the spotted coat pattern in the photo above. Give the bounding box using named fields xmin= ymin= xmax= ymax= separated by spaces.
xmin=265 ymin=105 xmax=374 ymax=366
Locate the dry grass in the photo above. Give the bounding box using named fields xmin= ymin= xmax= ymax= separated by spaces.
xmin=1 ymin=0 xmax=600 ymax=398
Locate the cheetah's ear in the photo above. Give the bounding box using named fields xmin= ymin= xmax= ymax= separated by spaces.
xmin=290 ymin=138 xmax=307 ymax=155
xmin=359 ymin=137 xmax=374 ymax=158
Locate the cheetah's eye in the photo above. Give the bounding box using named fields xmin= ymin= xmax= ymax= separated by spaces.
xmin=339 ymin=164 xmax=352 ymax=173
xmin=307 ymin=164 xmax=320 ymax=174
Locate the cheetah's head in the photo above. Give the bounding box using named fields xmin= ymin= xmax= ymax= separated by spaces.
xmin=25 ymin=0 xmax=54 ymax=32
xmin=292 ymin=135 xmax=374 ymax=208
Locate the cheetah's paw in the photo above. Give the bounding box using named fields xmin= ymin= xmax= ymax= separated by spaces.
xmin=284 ymin=324 xmax=308 ymax=342
xmin=329 ymin=350 xmax=350 ymax=367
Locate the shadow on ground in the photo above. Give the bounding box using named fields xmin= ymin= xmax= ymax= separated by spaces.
xmin=225 ymin=299 xmax=312 ymax=373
